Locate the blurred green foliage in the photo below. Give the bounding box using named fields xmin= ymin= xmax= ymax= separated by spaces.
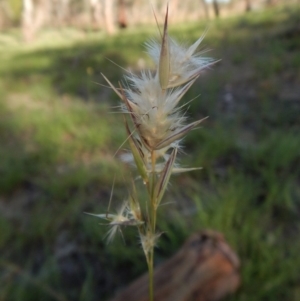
xmin=0 ymin=3 xmax=300 ymax=301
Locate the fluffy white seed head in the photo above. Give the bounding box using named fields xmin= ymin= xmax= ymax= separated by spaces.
xmin=91 ymin=8 xmax=214 ymax=257
xmin=140 ymin=230 xmax=161 ymax=257
xmin=146 ymin=35 xmax=214 ymax=88
xmin=86 ymin=202 xmax=143 ymax=243
xmin=123 ymin=72 xmax=193 ymax=150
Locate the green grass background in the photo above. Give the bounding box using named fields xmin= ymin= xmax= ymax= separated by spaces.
xmin=0 ymin=4 xmax=300 ymax=301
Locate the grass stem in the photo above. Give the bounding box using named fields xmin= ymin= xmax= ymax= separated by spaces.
xmin=148 ymin=249 xmax=154 ymax=301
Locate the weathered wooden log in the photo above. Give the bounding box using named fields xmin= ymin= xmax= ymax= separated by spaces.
xmin=109 ymin=230 xmax=240 ymax=301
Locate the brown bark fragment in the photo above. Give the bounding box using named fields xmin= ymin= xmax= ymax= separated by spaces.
xmin=109 ymin=230 xmax=240 ymax=301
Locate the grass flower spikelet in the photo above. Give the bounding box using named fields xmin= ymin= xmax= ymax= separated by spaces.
xmin=88 ymin=7 xmax=215 ymax=301
xmin=140 ymin=230 xmax=162 ymax=259
xmin=123 ymin=72 xmax=194 ymax=150
xmin=146 ymin=34 xmax=215 ymax=88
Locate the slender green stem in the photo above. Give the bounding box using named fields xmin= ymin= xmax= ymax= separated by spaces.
xmin=148 ymin=248 xmax=154 ymax=301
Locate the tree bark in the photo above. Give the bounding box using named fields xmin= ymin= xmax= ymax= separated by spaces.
xmin=90 ymin=0 xmax=103 ymax=28
xmin=266 ymin=0 xmax=277 ymax=7
xmin=22 ymin=0 xmax=35 ymax=42
xmin=212 ymin=0 xmax=220 ymax=18
xmin=245 ymin=0 xmax=251 ymax=12
xmin=117 ymin=0 xmax=127 ymax=28
xmin=200 ymin=0 xmax=209 ymax=20
xmin=22 ymin=0 xmax=50 ymax=42
xmin=56 ymin=0 xmax=70 ymax=25
xmin=103 ymin=0 xmax=116 ymax=34
xmin=109 ymin=230 xmax=240 ymax=301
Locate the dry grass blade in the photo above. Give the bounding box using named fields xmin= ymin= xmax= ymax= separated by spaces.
xmin=172 ymin=78 xmax=198 ymax=108
xmin=159 ymin=5 xmax=170 ymax=90
xmin=101 ymin=73 xmax=123 ymax=99
xmin=125 ymin=119 xmax=149 ymax=183
xmin=154 ymin=147 xmax=177 ymax=208
xmin=119 ymin=83 xmax=141 ymax=131
xmin=129 ymin=180 xmax=143 ymax=221
xmin=154 ymin=117 xmax=208 ymax=150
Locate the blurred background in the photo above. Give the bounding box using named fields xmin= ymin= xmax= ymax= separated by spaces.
xmin=0 ymin=0 xmax=300 ymax=300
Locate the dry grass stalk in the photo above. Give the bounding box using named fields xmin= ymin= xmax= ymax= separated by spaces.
xmin=87 ymin=6 xmax=215 ymax=301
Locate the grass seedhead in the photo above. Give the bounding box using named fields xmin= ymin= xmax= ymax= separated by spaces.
xmin=89 ymin=6 xmax=214 ymax=301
